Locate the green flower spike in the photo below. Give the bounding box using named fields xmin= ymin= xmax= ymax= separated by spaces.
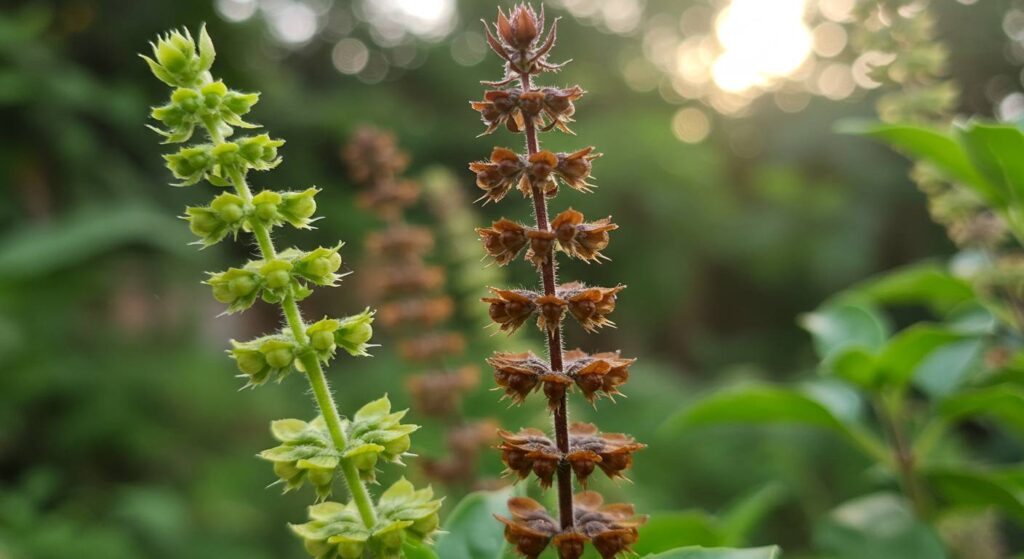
xmin=144 ymin=25 xmax=436 ymax=557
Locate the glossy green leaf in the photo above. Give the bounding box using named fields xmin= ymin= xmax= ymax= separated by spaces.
xmin=799 ymin=302 xmax=891 ymax=361
xmin=814 ymin=493 xmax=947 ymax=559
xmin=925 ymin=467 xmax=1024 ymax=524
xmin=837 ymin=120 xmax=998 ymax=205
xmin=643 ymin=546 xmax=781 ymax=559
xmin=432 ymin=486 xmax=512 ymax=559
xmin=912 ymin=339 xmax=983 ymax=398
xmin=940 ymin=384 xmax=1024 ymax=436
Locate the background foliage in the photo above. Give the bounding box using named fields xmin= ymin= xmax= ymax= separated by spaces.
xmin=1 ymin=0 xmax=1023 ymax=557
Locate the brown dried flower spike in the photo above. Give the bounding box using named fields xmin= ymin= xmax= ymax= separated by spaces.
xmin=472 ymin=5 xmax=644 ymax=557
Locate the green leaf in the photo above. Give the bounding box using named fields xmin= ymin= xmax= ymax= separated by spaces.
xmin=0 ymin=204 xmax=190 ymax=281
xmin=433 ymin=486 xmax=513 ymax=559
xmin=875 ymin=325 xmax=963 ymax=388
xmin=662 ymin=385 xmax=887 ymax=463
xmin=799 ymin=302 xmax=890 ymax=361
xmin=851 ymin=262 xmax=975 ymax=316
xmin=940 ymin=384 xmax=1024 ymax=436
xmin=718 ymin=484 xmax=787 ymax=547
xmin=631 ymin=512 xmax=723 ymax=555
xmin=837 ymin=120 xmax=999 ymax=205
xmin=814 ymin=493 xmax=947 ymax=559
xmin=913 ymin=339 xmax=984 ymax=398
xmin=956 ymin=122 xmax=1024 ymax=205
xmin=643 ymin=546 xmax=781 ymax=559
xmin=924 ymin=467 xmax=1024 ymax=524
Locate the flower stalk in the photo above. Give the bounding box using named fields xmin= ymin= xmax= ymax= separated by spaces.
xmin=143 ymin=26 xmax=440 ymax=558
xmin=471 ymin=5 xmax=645 ymax=558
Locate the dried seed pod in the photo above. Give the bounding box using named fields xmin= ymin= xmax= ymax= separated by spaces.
xmin=489 ymin=351 xmax=545 ymax=404
xmin=472 ymin=89 xmax=521 ymax=134
xmin=541 ymin=86 xmax=585 ymax=133
xmin=342 ymin=127 xmax=410 ymax=184
xmin=555 ymin=147 xmax=601 ymax=193
xmin=551 ymin=209 xmax=617 ymax=262
xmin=477 ymin=218 xmax=530 ymax=265
xmin=526 ymin=229 xmax=556 ymax=267
xmin=484 ymin=288 xmax=538 ymax=334
xmin=526 ymin=150 xmax=559 ymax=197
xmin=573 ymin=492 xmax=646 ymax=559
xmin=496 ymin=497 xmax=559 ymax=559
xmin=535 ymin=294 xmax=567 ymax=333
xmin=557 ymin=283 xmax=625 ymax=332
xmin=565 ymin=349 xmax=634 ymax=404
xmin=469 ymin=147 xmax=527 ymax=203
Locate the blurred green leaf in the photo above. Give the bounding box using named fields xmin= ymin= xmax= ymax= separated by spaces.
xmin=718 ymin=483 xmax=787 ymax=547
xmin=851 ymin=262 xmax=975 ymax=316
xmin=956 ymin=122 xmax=1024 ymax=206
xmin=799 ymin=301 xmax=891 ymax=361
xmin=643 ymin=546 xmax=781 ymax=558
xmin=875 ymin=325 xmax=963 ymax=388
xmin=925 ymin=467 xmax=1024 ymax=524
xmin=0 ymin=204 xmax=191 ymax=281
xmin=940 ymin=384 xmax=1024 ymax=436
xmin=432 ymin=486 xmax=512 ymax=559
xmin=814 ymin=493 xmax=947 ymax=559
xmin=837 ymin=120 xmax=999 ymax=205
xmin=913 ymin=339 xmax=984 ymax=398
xmin=632 ymin=511 xmax=723 ymax=554
xmin=663 ymin=384 xmax=887 ymax=463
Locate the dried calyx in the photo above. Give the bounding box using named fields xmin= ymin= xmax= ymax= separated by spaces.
xmin=345 ymin=127 xmax=500 ymax=490
xmin=470 ymin=4 xmax=645 ymax=558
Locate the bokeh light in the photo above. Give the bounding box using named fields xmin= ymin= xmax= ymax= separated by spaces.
xmin=712 ymin=0 xmax=812 ymax=93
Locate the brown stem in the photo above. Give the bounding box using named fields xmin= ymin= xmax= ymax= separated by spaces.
xmin=519 ymin=69 xmax=574 ymax=531
xmin=876 ymin=394 xmax=928 ymax=518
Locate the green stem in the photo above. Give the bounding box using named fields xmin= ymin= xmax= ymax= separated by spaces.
xmin=211 ymin=137 xmax=378 ymax=527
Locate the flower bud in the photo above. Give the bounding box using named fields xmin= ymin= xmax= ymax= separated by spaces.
xmin=141 ymin=26 xmax=213 ymax=87
xmin=303 ymin=538 xmax=332 ymax=557
xmin=337 ymin=541 xmax=364 ymax=559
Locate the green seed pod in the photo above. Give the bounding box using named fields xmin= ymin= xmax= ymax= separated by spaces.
xmin=273 ymin=460 xmax=302 ymax=482
xmin=307 ymin=466 xmax=333 ymax=488
xmin=280 ymin=188 xmax=318 ymax=227
xmin=375 ymin=526 xmax=404 ymax=551
xmin=409 ymin=512 xmax=440 ymax=538
xmin=229 ymin=274 xmax=257 ymax=297
xmin=188 ymin=209 xmax=220 ymax=238
xmin=350 ymin=450 xmax=378 ymax=473
xmin=310 ymin=330 xmax=335 ymax=352
xmin=211 ymin=282 xmax=235 ymax=304
xmin=337 ymin=541 xmax=364 ymax=559
xmin=234 ymin=349 xmax=266 ymax=376
xmin=303 ymin=538 xmax=332 ymax=557
xmin=383 ymin=434 xmax=411 ymax=458
xmin=265 ymin=347 xmax=293 ymax=369
xmin=260 ymin=259 xmax=294 ymax=291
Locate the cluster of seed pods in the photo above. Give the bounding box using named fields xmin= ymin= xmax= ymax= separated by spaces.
xmin=344 ymin=128 xmax=500 ymax=490
xmin=470 ymin=5 xmax=646 ymax=558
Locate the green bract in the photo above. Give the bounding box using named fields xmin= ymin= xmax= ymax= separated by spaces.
xmin=144 ymin=25 xmax=433 ymax=557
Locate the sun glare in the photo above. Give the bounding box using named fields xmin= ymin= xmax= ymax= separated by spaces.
xmin=711 ymin=0 xmax=812 ymax=93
